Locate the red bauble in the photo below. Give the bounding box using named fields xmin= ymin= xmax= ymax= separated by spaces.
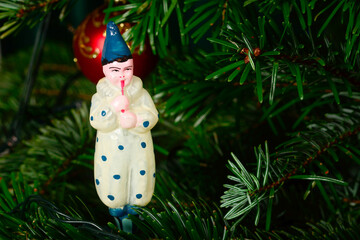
xmin=73 ymin=6 xmax=157 ymax=84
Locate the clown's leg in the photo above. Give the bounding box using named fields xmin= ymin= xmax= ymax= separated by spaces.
xmin=120 ymin=217 xmax=132 ymax=233
xmin=120 ymin=205 xmax=141 ymax=233
xmin=109 ymin=208 xmax=125 ymax=231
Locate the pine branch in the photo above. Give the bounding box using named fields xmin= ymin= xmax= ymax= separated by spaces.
xmin=207 ymin=25 xmax=360 ymax=104
xmin=245 ymin=0 xmax=360 ymax=68
xmin=0 ymin=173 xmax=127 ymax=240
xmin=221 ymin=104 xmax=360 ymax=229
xmin=183 ymin=0 xmax=226 ymax=43
xmin=15 ymin=0 xmax=60 ymax=18
xmin=138 ymin=173 xmax=360 ymax=239
xmin=0 ymin=0 xmax=76 ymax=38
xmin=252 ymin=126 xmax=360 ymax=196
xmin=225 ymin=217 xmax=360 ymax=239
xmin=200 ymin=0 xmax=360 ymax=106
xmin=130 ymin=194 xmax=229 ymax=239
xmin=273 ymin=54 xmax=360 ymax=86
xmin=0 ymin=103 xmax=95 ymax=189
xmin=0 ymin=71 xmax=23 ymax=144
xmin=343 ymin=198 xmax=360 ymax=205
xmin=155 ymin=52 xmax=267 ymax=127
xmin=279 ymin=219 xmax=360 ymax=239
xmin=105 ymin=0 xmax=187 ymax=57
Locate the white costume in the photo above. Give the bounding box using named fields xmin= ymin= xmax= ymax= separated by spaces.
xmin=90 ymin=76 xmax=158 ymax=208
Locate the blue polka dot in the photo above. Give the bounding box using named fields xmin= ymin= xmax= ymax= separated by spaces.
xmin=141 ymin=142 xmax=146 ymax=148
xmin=143 ymin=121 xmax=149 ymax=128
xmin=90 ymin=116 xmax=94 ymax=121
xmin=118 ymin=145 xmax=124 ymax=150
xmin=140 ymin=170 xmax=146 ymax=175
xmin=153 ymin=173 xmax=156 ymax=178
xmin=113 ymin=174 xmax=121 ymax=180
xmin=136 ymin=194 xmax=142 ymax=199
xmin=96 ymin=179 xmax=100 ymax=185
xmin=101 ymin=110 xmax=106 ymax=116
xmin=101 ymin=155 xmax=107 ymax=161
xmin=108 ymin=195 xmax=115 ymax=201
xmin=96 ymin=137 xmax=98 ymax=142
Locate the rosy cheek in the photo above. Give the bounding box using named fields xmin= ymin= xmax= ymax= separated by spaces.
xmin=111 ymin=73 xmax=121 ymax=80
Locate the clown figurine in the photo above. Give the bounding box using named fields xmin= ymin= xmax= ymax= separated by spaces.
xmin=89 ymin=21 xmax=158 ymax=232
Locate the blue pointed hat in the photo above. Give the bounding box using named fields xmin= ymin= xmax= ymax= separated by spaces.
xmin=102 ymin=21 xmax=132 ymax=65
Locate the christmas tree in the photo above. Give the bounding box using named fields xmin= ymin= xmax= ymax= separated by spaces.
xmin=0 ymin=0 xmax=359 ymax=239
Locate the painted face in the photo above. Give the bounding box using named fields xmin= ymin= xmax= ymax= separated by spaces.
xmin=102 ymin=59 xmax=134 ymax=88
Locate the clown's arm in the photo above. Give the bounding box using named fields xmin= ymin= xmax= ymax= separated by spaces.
xmin=89 ymin=80 xmax=119 ymax=132
xmin=130 ymin=89 xmax=158 ymax=134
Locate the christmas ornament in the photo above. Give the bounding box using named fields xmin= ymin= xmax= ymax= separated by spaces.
xmin=89 ymin=21 xmax=158 ymax=233
xmin=73 ymin=6 xmax=157 ymax=84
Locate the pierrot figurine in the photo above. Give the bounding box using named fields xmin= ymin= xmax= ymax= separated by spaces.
xmin=89 ymin=21 xmax=158 ymax=231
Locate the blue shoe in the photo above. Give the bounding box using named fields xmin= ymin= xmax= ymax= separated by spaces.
xmin=109 ymin=208 xmax=124 ymax=217
xmin=124 ymin=205 xmax=139 ymax=216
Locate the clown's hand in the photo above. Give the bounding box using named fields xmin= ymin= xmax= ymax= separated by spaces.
xmin=119 ymin=111 xmax=137 ymax=129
